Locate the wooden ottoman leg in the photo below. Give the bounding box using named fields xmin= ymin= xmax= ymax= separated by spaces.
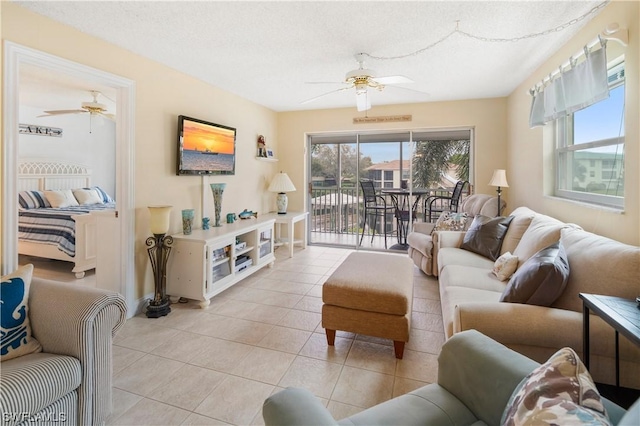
xmin=394 ymin=341 xmax=405 ymax=359
xmin=326 ymin=329 xmax=336 ymax=346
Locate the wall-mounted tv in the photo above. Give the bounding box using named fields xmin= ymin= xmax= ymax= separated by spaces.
xmin=176 ymin=115 xmax=236 ymax=175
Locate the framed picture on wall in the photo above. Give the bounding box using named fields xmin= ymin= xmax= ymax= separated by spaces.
xmin=266 ymin=148 xmax=274 ymax=158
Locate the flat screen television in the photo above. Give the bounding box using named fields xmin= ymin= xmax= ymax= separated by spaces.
xmin=176 ymin=115 xmax=236 ymax=175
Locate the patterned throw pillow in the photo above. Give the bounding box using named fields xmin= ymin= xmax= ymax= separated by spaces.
xmin=1 ymin=264 xmax=42 ymax=361
xmin=432 ymin=212 xmax=469 ymax=234
xmin=501 ymin=347 xmax=611 ymax=426
xmin=18 ymin=190 xmax=51 ymax=210
xmin=492 ymin=252 xmax=518 ymax=281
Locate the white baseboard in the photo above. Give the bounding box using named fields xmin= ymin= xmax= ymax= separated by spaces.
xmin=127 ymin=293 xmax=152 ymax=318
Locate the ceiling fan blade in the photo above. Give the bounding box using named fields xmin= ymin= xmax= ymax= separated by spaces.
xmin=386 ymin=85 xmax=431 ymax=97
xmin=100 ymin=112 xmax=116 ymax=121
xmin=356 ymin=92 xmax=371 ymax=112
xmin=38 ymin=109 xmax=87 ymax=117
xmin=372 ymin=75 xmax=414 ymax=85
xmin=301 ymin=86 xmax=352 ymax=105
xmin=305 ymin=81 xmax=349 ymax=85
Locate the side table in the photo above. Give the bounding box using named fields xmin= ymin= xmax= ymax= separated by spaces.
xmin=263 ymin=212 xmax=308 ymax=258
xmin=580 ymin=293 xmax=640 ymax=408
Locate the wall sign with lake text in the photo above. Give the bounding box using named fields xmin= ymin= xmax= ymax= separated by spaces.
xmin=19 ymin=123 xmax=63 ymax=137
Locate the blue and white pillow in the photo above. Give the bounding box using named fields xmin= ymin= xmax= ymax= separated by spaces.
xmin=18 ymin=190 xmax=51 ymax=210
xmin=1 ymin=264 xmax=42 ymax=361
xmin=91 ymin=186 xmax=114 ymax=203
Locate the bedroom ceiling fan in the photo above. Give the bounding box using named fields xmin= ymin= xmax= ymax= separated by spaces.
xmin=38 ymin=90 xmax=115 ymax=121
xmin=302 ymin=53 xmax=424 ymax=112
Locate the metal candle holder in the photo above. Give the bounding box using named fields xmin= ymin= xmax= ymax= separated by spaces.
xmin=145 ymin=233 xmax=173 ymax=318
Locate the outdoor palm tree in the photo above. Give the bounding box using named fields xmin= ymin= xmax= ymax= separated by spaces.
xmin=412 ymin=139 xmax=470 ymax=188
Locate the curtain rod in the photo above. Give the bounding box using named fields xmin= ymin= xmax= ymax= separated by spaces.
xmin=529 ymin=23 xmax=628 ymax=95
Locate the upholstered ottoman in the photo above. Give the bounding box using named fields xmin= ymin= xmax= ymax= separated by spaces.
xmin=322 ymin=252 xmax=413 ymax=358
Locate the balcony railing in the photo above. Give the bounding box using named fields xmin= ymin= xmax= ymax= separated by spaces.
xmin=309 ymin=186 xmax=455 ymax=246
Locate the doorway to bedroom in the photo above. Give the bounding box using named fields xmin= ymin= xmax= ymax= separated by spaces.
xmin=3 ymin=42 xmax=135 ymax=308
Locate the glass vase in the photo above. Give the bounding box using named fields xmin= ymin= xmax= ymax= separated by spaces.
xmin=210 ymin=183 xmax=226 ymax=227
xmin=181 ymin=209 xmax=195 ymax=235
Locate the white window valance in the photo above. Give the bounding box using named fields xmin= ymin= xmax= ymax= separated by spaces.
xmin=529 ymin=40 xmax=609 ymax=128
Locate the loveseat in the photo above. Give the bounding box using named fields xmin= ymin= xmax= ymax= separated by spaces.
xmin=1 ymin=275 xmax=127 ymax=425
xmin=407 ymin=193 xmax=505 ymax=275
xmin=436 ymin=206 xmax=640 ymax=389
xmin=263 ymin=330 xmax=638 ymax=425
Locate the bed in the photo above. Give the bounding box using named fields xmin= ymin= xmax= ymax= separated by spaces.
xmin=17 ymin=160 xmax=115 ymax=278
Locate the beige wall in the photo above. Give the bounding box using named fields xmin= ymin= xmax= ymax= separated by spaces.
xmin=278 ymin=98 xmax=508 ymax=211
xmin=2 ymin=3 xmax=280 ymax=297
xmin=507 ymin=0 xmax=639 ymax=245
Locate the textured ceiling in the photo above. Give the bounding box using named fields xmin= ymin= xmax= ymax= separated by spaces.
xmin=15 ymin=1 xmax=606 ymax=112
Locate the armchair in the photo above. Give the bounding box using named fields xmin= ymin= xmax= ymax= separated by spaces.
xmin=0 ymin=277 xmax=127 ymax=425
xmin=407 ymin=193 xmax=505 ymax=275
xmin=263 ymin=330 xmax=635 ymax=425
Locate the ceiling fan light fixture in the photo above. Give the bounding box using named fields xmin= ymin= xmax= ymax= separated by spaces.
xmin=81 ymin=102 xmax=107 ymax=113
xmin=355 ymin=82 xmax=367 ymax=95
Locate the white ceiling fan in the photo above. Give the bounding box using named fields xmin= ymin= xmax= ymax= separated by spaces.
xmin=302 ymin=54 xmax=425 ymax=112
xmin=38 ymin=90 xmax=115 ymax=121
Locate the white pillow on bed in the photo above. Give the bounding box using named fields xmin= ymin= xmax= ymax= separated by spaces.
xmin=44 ymin=189 xmax=79 ymax=208
xmin=73 ymin=188 xmax=103 ymax=205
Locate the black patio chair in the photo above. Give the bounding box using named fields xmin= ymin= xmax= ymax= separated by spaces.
xmin=359 ymin=180 xmax=394 ymax=249
xmin=423 ymin=180 xmax=468 ymax=222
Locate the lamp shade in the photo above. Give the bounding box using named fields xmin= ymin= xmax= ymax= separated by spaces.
xmin=148 ymin=205 xmax=172 ymax=234
xmin=268 ymin=172 xmax=296 ymax=193
xmin=488 ymin=169 xmax=509 ymax=188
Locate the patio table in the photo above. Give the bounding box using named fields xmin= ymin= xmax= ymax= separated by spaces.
xmin=381 ymin=188 xmax=432 ymax=250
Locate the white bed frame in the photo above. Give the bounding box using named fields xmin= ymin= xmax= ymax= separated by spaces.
xmin=18 ymin=160 xmax=102 ymax=278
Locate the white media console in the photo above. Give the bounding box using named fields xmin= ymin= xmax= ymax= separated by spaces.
xmin=166 ymin=216 xmax=276 ymax=308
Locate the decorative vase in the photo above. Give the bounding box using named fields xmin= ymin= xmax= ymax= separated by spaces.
xmin=181 ymin=209 xmax=195 ymax=235
xmin=210 ymin=183 xmax=226 ymax=227
xmin=202 ymin=217 xmax=210 ymax=230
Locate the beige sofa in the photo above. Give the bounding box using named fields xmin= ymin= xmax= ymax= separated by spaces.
xmin=435 ymin=206 xmax=640 ymax=389
xmin=407 ymin=194 xmax=505 ymax=275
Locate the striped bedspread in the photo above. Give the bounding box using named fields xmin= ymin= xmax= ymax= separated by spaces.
xmin=18 ymin=203 xmax=115 ymax=257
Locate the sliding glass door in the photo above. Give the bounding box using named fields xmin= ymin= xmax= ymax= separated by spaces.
xmin=309 ymin=135 xmax=361 ymax=247
xmin=307 ymin=129 xmax=472 ymax=250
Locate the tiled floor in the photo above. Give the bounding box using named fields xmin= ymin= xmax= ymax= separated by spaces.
xmin=27 ymin=245 xmax=445 ymax=425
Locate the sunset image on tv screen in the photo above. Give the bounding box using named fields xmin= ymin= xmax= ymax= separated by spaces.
xmin=182 ymin=120 xmax=234 ymax=155
xmin=179 ymin=118 xmax=235 ymax=173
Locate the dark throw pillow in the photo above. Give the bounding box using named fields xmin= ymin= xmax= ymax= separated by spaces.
xmin=460 ymin=215 xmax=514 ymax=260
xmin=500 ymin=241 xmax=569 ymax=306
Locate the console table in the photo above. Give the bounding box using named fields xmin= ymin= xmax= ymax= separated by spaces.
xmin=263 ymin=212 xmax=308 ymax=258
xmin=167 ymin=217 xmax=275 ymax=308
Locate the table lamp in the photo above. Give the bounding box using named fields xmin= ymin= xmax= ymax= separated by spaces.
xmin=146 ymin=205 xmax=173 ymax=318
xmin=488 ymin=169 xmax=508 ymax=216
xmin=268 ymin=171 xmax=296 ymax=214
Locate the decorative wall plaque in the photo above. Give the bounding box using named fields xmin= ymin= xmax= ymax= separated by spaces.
xmin=19 ymin=123 xmax=63 ymax=137
xmin=353 ymin=115 xmax=412 ymax=124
